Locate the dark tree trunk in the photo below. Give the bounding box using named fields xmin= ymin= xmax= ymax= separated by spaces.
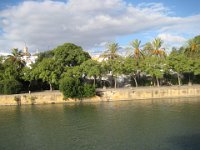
xmin=28 ymin=81 xmax=31 ymax=93
xmin=93 ymin=77 xmax=96 ymax=87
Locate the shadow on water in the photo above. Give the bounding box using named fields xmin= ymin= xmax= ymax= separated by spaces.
xmin=169 ymin=134 xmax=200 ymax=150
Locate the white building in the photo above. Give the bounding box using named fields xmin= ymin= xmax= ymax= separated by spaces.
xmin=21 ymin=46 xmax=38 ymax=68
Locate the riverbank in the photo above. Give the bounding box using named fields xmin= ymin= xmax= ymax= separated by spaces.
xmin=1 ymin=85 xmax=200 ymax=106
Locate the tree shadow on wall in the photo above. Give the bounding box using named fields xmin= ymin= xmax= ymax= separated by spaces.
xmin=168 ymin=133 xmax=200 ymax=150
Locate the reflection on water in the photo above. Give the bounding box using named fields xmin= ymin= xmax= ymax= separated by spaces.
xmin=0 ymin=98 xmax=200 ymax=150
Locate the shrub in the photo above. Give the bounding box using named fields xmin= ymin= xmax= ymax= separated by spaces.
xmin=59 ymin=77 xmax=95 ymax=99
xmin=0 ymin=79 xmax=22 ymax=94
xmin=83 ymin=83 xmax=95 ymax=98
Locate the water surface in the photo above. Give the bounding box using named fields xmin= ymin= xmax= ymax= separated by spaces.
xmin=0 ymin=98 xmax=200 ymax=150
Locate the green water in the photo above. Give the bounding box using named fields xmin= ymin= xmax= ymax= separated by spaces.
xmin=0 ymin=98 xmax=200 ymax=150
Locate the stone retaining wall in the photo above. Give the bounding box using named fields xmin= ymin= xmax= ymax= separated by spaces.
xmin=99 ymin=86 xmax=200 ymax=101
xmin=1 ymin=86 xmax=200 ymax=105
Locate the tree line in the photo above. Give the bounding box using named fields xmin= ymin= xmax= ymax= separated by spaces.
xmin=0 ymin=35 xmax=200 ymax=99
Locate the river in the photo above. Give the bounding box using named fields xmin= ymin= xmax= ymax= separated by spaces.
xmin=0 ymin=98 xmax=200 ymax=150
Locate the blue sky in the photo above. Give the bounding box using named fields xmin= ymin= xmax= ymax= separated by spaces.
xmin=0 ymin=0 xmax=200 ymax=55
xmin=128 ymin=0 xmax=200 ymax=16
xmin=1 ymin=0 xmax=200 ymax=15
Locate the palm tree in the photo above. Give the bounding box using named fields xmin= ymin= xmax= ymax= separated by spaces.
xmin=100 ymin=42 xmax=120 ymax=60
xmin=7 ymin=48 xmax=26 ymax=69
xmin=129 ymin=39 xmax=144 ymax=60
xmin=142 ymin=42 xmax=154 ymax=56
xmin=151 ymin=38 xmax=166 ymax=57
xmin=126 ymin=39 xmax=144 ymax=87
xmin=100 ymin=42 xmax=121 ymax=88
xmin=184 ymin=38 xmax=200 ymax=57
xmin=184 ymin=38 xmax=200 ymax=85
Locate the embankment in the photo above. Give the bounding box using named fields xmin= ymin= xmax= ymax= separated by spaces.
xmin=1 ymin=85 xmax=200 ymax=106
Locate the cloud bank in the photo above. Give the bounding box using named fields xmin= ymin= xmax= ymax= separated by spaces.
xmin=0 ymin=0 xmax=199 ymax=54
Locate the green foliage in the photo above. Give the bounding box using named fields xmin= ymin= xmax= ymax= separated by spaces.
xmin=2 ymin=35 xmax=200 ymax=96
xmin=82 ymin=83 xmax=96 ymax=98
xmin=59 ymin=77 xmax=81 ymax=99
xmin=32 ymin=58 xmax=59 ymax=90
xmin=35 ymin=50 xmax=54 ymax=64
xmin=184 ymin=35 xmax=200 ymax=57
xmin=194 ymin=58 xmax=200 ymax=75
xmin=6 ymin=48 xmax=26 ymax=70
xmin=3 ymin=59 xmax=23 ymax=80
xmin=81 ymin=59 xmax=101 ymax=77
xmin=54 ymin=43 xmax=91 ymax=67
xmin=123 ymin=58 xmax=138 ymax=75
xmin=142 ymin=56 xmax=166 ymax=84
xmin=21 ymin=67 xmax=34 ymax=82
xmin=62 ymin=66 xmax=83 ymax=78
xmin=123 ymin=57 xmax=140 ymax=87
xmin=80 ymin=59 xmax=101 ymax=86
xmin=101 ymin=60 xmax=110 ymax=75
xmin=59 ymin=77 xmax=95 ymax=99
xmin=109 ymin=58 xmax=124 ymax=76
xmin=167 ymin=52 xmax=188 ymax=74
xmin=0 ymin=79 xmax=22 ymax=94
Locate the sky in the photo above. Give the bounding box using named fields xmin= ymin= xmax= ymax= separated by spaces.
xmin=0 ymin=0 xmax=200 ymax=55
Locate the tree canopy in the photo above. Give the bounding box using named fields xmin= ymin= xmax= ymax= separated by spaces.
xmin=1 ymin=35 xmax=200 ymax=97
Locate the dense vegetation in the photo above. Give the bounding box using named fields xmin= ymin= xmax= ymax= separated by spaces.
xmin=0 ymin=35 xmax=200 ymax=99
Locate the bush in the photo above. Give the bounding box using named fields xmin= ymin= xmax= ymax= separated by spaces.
xmin=83 ymin=83 xmax=95 ymax=98
xmin=0 ymin=79 xmax=22 ymax=94
xmin=59 ymin=77 xmax=95 ymax=99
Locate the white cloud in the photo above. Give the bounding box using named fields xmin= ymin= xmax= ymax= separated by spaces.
xmin=157 ymin=33 xmax=188 ymax=51
xmin=0 ymin=0 xmax=199 ymax=54
xmin=159 ymin=14 xmax=200 ymax=35
xmin=158 ymin=33 xmax=187 ymax=43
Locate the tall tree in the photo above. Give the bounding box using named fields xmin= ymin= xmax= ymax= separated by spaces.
xmin=123 ymin=57 xmax=139 ymax=87
xmin=142 ymin=56 xmax=166 ymax=86
xmin=108 ymin=58 xmax=124 ymax=88
xmin=167 ymin=52 xmax=188 ymax=86
xmin=80 ymin=59 xmax=101 ymax=87
xmin=21 ymin=67 xmax=35 ymax=92
xmin=32 ymin=58 xmax=58 ymax=91
xmin=54 ymin=43 xmax=91 ymax=67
